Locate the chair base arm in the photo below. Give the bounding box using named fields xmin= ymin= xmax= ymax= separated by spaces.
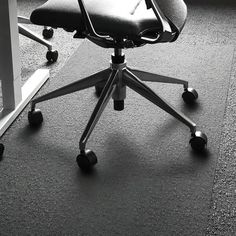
xmin=29 ymin=48 xmax=204 ymax=157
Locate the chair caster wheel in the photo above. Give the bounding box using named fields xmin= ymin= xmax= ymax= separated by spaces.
xmin=182 ymin=88 xmax=198 ymax=104
xmin=76 ymin=149 xmax=98 ymax=171
xmin=28 ymin=109 xmax=43 ymax=127
xmin=42 ymin=28 xmax=54 ymax=39
xmin=190 ymin=131 xmax=207 ymax=152
xmin=0 ymin=143 xmax=5 ymax=160
xmin=95 ymin=82 xmax=105 ymax=97
xmin=46 ymin=50 xmax=58 ymax=62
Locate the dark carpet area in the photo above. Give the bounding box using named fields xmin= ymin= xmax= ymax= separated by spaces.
xmin=0 ymin=38 xmax=233 ymax=235
xmin=1 ymin=1 xmax=236 ymax=235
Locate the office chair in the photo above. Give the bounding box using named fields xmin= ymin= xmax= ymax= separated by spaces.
xmin=18 ymin=16 xmax=58 ymax=62
xmin=27 ymin=0 xmax=208 ymax=170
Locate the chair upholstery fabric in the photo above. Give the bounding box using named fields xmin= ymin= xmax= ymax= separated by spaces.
xmin=30 ymin=0 xmax=187 ymax=40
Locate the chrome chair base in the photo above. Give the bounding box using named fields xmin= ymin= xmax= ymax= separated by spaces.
xmin=28 ymin=49 xmax=207 ymax=170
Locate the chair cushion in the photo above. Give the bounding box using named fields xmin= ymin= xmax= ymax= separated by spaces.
xmin=30 ymin=0 xmax=162 ymax=39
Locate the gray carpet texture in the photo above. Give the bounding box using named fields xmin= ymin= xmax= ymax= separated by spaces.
xmin=181 ymin=1 xmax=236 ymax=235
xmin=1 ymin=0 xmax=236 ymax=235
xmin=0 ymin=38 xmax=233 ymax=235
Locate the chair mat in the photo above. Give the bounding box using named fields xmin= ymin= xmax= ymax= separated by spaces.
xmin=0 ymin=39 xmax=234 ymax=235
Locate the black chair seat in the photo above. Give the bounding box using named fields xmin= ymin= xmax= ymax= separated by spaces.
xmin=30 ymin=0 xmax=163 ymax=40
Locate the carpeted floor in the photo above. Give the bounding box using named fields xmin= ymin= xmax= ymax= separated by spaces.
xmin=182 ymin=1 xmax=236 ymax=235
xmin=0 ymin=1 xmax=236 ymax=235
xmin=0 ymin=37 xmax=234 ymax=235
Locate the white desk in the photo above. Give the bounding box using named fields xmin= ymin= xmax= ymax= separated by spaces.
xmin=0 ymin=0 xmax=49 ymax=137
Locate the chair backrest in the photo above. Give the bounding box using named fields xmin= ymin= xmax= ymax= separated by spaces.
xmin=156 ymin=0 xmax=187 ymax=33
